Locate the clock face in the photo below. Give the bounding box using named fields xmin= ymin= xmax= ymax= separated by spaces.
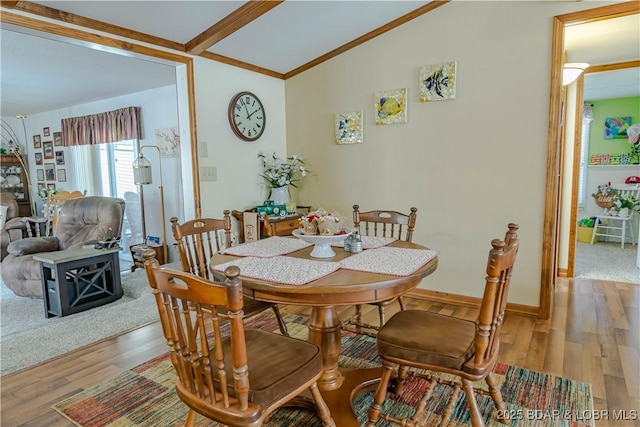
xmin=228 ymin=91 xmax=266 ymax=141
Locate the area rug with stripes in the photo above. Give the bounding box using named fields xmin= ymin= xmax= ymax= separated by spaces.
xmin=52 ymin=313 xmax=594 ymax=427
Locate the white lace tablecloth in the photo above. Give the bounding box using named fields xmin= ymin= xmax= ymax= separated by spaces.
xmin=220 ymin=237 xmax=312 ymax=258
xmin=332 ymin=235 xmax=397 ymax=249
xmin=339 ymin=247 xmax=438 ymax=276
xmin=213 ymin=256 xmax=340 ymax=286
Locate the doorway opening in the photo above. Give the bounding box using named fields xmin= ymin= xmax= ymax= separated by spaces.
xmin=572 ymin=66 xmax=639 ymax=284
xmin=543 ymin=2 xmax=639 ymax=319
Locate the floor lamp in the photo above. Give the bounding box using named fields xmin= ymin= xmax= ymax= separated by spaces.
xmin=132 ymin=145 xmax=168 ymax=263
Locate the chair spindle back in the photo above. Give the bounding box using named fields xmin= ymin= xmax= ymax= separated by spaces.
xmin=171 ymin=212 xmax=232 ymax=280
xmin=145 ymin=259 xmax=254 ymax=413
xmin=470 ymin=223 xmax=519 ymax=371
xmin=353 ymin=204 xmax=417 ymax=242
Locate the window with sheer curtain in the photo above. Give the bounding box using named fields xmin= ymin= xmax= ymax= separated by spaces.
xmin=63 ymin=106 xmax=141 ymax=196
xmin=63 ymin=106 xmax=144 ymax=267
xmin=578 ymin=103 xmax=594 ymax=208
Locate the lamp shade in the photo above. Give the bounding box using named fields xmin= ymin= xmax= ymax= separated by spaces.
xmin=562 ymin=63 xmax=589 ymax=86
xmin=132 ymin=153 xmax=153 ymax=185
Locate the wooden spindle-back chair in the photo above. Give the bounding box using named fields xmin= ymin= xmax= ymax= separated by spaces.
xmin=144 ymin=258 xmax=335 ymax=427
xmin=344 ymin=204 xmax=418 ymax=336
xmin=171 ymin=212 xmax=289 ymax=336
xmin=365 ymin=224 xmax=520 ymax=427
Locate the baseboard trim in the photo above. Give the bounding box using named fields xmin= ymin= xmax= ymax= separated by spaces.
xmin=557 ymin=268 xmax=568 ymax=277
xmin=407 ymin=288 xmax=540 ymax=318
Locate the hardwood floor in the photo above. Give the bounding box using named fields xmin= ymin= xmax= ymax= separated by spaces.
xmin=1 ymin=277 xmax=638 ymax=426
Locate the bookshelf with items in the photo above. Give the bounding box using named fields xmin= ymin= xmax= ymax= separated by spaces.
xmin=0 ymin=154 xmax=32 ymax=217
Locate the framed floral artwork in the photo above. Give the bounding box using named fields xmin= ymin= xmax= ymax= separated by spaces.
xmin=57 ymin=168 xmax=67 ymax=182
xmin=155 ymin=127 xmax=180 ymax=157
xmin=37 ymin=182 xmax=46 ymax=192
xmin=604 ymin=116 xmax=631 ymax=139
xmin=335 ymin=111 xmax=363 ymax=144
xmin=35 ymin=153 xmax=43 ymax=165
xmin=43 ymin=127 xmax=50 ymax=137
xmin=33 ymin=134 xmax=41 ymax=148
xmin=47 ymin=183 xmax=56 ymax=192
xmin=374 ymin=88 xmax=407 ymax=125
xmin=419 ymin=61 xmax=457 ymax=102
xmin=43 ymin=141 xmax=54 ymax=159
xmin=37 ymin=169 xmax=44 ymax=182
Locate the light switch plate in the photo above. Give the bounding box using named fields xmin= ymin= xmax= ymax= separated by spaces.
xmin=198 ymin=141 xmax=208 ymax=157
xmin=200 ymin=166 xmax=217 ymax=181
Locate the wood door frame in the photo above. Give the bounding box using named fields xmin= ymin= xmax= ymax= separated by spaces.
xmin=542 ymin=2 xmax=639 ymax=319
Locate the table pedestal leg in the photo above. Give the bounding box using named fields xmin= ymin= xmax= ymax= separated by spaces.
xmin=307 ymin=305 xmax=385 ymax=425
xmin=308 ymin=305 xmax=343 ymax=391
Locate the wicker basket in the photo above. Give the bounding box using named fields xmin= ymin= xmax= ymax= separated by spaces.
xmin=595 ymin=193 xmax=615 ymax=208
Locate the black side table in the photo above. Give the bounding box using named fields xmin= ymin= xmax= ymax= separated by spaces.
xmin=34 ymin=247 xmax=123 ymax=318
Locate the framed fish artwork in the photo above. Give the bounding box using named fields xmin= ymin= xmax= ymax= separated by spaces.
xmin=335 ymin=111 xmax=364 ymax=144
xmin=419 ymin=61 xmax=457 ymax=102
xmin=374 ymin=88 xmax=407 ymax=125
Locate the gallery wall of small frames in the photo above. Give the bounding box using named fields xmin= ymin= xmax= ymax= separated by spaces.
xmin=334 ymin=61 xmax=457 ymax=145
xmin=33 ymin=127 xmax=67 ymax=195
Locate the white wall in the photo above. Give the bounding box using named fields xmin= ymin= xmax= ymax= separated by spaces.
xmin=2 ymin=84 xmax=182 ymax=250
xmin=285 ymin=1 xmax=605 ymax=307
xmin=192 ymin=57 xmax=287 ymax=223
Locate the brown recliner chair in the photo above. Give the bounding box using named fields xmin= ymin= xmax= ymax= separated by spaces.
xmin=1 ymin=196 xmax=125 ymax=298
xmin=1 ymin=192 xmax=26 ymax=261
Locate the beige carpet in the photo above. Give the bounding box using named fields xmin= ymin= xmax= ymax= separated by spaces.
xmin=0 ymin=262 xmax=181 ymax=376
xmin=574 ymin=242 xmax=639 ymax=284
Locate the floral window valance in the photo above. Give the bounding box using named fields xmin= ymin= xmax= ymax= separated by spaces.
xmin=61 ymin=106 xmax=142 ymax=146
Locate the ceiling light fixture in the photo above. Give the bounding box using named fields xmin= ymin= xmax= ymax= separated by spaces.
xmin=562 ymin=63 xmax=589 ymax=86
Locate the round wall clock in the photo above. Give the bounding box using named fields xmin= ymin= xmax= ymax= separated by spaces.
xmin=228 ymin=91 xmax=266 ymax=141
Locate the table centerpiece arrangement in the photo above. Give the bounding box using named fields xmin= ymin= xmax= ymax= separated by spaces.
xmin=294 ymin=208 xmax=350 ymax=257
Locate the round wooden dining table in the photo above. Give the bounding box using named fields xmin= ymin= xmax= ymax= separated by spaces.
xmin=209 ymin=238 xmax=438 ymax=426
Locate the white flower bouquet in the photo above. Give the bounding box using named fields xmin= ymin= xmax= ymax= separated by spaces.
xmin=258 ymin=152 xmax=308 ymax=189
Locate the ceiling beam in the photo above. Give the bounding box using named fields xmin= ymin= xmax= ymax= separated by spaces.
xmin=185 ymin=0 xmax=285 ymax=55
xmin=12 ymin=1 xmax=185 ymax=52
xmin=200 ymin=51 xmax=284 ymax=79
xmin=3 ymin=0 xmax=450 ymax=80
xmin=0 ymin=11 xmax=190 ymax=64
xmin=0 ymin=1 xmax=20 ymax=8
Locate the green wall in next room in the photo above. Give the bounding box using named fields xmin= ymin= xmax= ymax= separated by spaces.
xmin=587 ymin=96 xmax=640 ymax=161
